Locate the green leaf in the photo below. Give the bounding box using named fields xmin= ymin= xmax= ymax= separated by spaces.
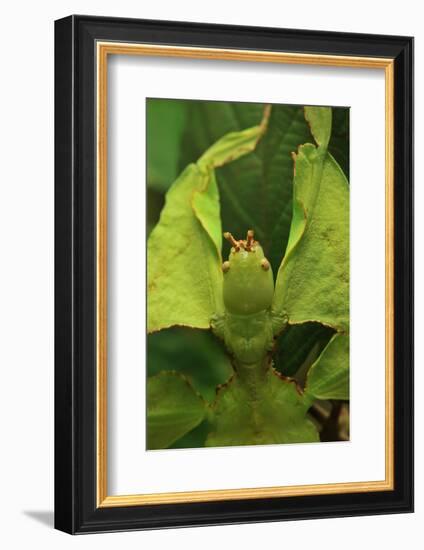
xmin=273 ymin=107 xmax=349 ymax=333
xmin=198 ymin=107 xmax=271 ymax=171
xmin=178 ymin=100 xmax=265 ymax=169
xmin=146 ymin=99 xmax=187 ymax=193
xmin=306 ymin=104 xmax=349 ymax=178
xmin=206 ymin=370 xmax=319 ymax=447
xmin=148 ymin=113 xmax=270 ymax=333
xmin=305 ymin=333 xmax=349 ymax=400
xmin=147 ymin=371 xmax=207 ymax=449
xmin=304 ymin=105 xmax=332 ymax=148
xmin=147 ymin=327 xmax=232 ymax=402
xmin=169 ymin=420 xmax=210 ymax=449
xmin=179 ymin=101 xmax=313 ymax=274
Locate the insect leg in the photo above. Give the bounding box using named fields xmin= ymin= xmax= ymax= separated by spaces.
xmin=210 ymin=313 xmax=225 ymax=340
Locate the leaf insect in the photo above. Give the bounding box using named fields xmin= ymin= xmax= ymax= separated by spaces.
xmin=211 ymin=230 xmax=283 ymax=390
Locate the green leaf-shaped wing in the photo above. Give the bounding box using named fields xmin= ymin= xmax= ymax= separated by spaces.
xmin=304 ymin=104 xmax=332 ymax=148
xmin=147 ymin=111 xmax=270 ymax=333
xmin=272 ymin=106 xmax=349 ymax=333
xmin=206 ymin=370 xmax=319 ymax=447
xmin=147 ymin=164 xmax=222 ymax=332
xmin=147 ymin=371 xmax=207 ymax=449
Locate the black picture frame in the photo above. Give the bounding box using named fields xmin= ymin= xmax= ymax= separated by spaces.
xmin=55 ymin=15 xmax=414 ymax=534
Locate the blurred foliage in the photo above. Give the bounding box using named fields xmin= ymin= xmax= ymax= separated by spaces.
xmin=146 ymin=99 xmax=187 ymax=193
xmin=146 ymin=188 xmax=164 ymax=237
xmin=274 ymin=323 xmax=335 ymax=378
xmin=329 ymin=107 xmax=350 ymax=178
xmin=146 ymin=99 xmax=349 ymax=447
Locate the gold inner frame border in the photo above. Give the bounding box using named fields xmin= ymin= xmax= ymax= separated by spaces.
xmin=96 ymin=41 xmax=395 ymax=508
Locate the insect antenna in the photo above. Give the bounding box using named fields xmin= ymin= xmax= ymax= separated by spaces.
xmin=223 ymin=231 xmax=241 ymax=251
xmin=245 ymin=229 xmax=255 ymax=251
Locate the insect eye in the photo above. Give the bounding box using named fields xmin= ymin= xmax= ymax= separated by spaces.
xmin=261 ymin=259 xmax=270 ymax=271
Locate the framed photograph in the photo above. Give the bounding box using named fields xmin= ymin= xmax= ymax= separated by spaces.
xmin=54 ymin=15 xmax=413 ymax=534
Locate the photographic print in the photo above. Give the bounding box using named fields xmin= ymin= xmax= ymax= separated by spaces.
xmin=146 ymin=99 xmax=350 ymax=450
xmin=55 ymin=17 xmax=413 ymax=532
